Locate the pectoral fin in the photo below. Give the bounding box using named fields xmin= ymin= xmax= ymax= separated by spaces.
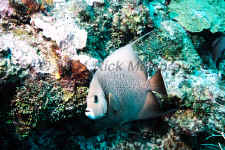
xmin=108 ymin=93 xmax=120 ymax=113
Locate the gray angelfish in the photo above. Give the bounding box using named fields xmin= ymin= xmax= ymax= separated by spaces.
xmin=85 ymin=32 xmax=169 ymax=125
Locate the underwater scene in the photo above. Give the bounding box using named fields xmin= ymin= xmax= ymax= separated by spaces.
xmin=0 ymin=0 xmax=225 ymax=149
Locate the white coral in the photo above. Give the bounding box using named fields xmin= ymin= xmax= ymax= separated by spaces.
xmin=0 ymin=33 xmax=53 ymax=74
xmin=0 ymin=0 xmax=14 ymax=18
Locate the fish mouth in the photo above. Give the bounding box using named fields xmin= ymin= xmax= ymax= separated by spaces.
xmin=85 ymin=108 xmax=96 ymax=119
xmin=85 ymin=108 xmax=106 ymax=120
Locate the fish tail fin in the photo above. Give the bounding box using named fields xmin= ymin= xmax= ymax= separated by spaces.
xmin=140 ymin=88 xmax=178 ymax=120
xmin=147 ymin=69 xmax=168 ymax=97
xmin=145 ymin=90 xmax=178 ymax=119
xmin=145 ymin=69 xmax=179 ymax=117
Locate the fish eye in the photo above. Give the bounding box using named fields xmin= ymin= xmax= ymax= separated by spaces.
xmin=94 ymin=95 xmax=98 ymax=103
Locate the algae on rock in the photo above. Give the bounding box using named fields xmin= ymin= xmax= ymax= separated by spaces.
xmin=8 ymin=76 xmax=88 ymax=139
xmin=76 ymin=0 xmax=153 ymax=59
xmin=133 ymin=20 xmax=202 ymax=74
xmin=168 ymin=0 xmax=225 ymax=33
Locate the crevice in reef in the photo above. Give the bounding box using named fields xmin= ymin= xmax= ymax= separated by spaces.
xmin=189 ymin=30 xmax=224 ymax=69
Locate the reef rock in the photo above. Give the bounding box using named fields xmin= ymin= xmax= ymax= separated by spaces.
xmin=0 ymin=0 xmax=14 ymax=18
xmin=0 ymin=34 xmax=52 ymax=73
xmin=76 ymin=0 xmax=153 ymax=59
xmin=31 ymin=0 xmax=88 ymax=53
xmin=168 ymin=0 xmax=225 ymax=33
xmin=32 ymin=13 xmax=87 ymax=51
xmin=85 ymin=0 xmax=104 ymax=6
xmin=8 ymin=76 xmax=89 ymax=139
xmin=148 ymin=0 xmax=169 ymax=28
xmin=0 ymin=33 xmax=49 ymax=83
xmin=133 ymin=20 xmax=225 ymax=134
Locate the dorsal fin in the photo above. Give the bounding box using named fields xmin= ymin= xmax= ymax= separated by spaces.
xmin=130 ymin=31 xmax=152 ymax=46
xmin=149 ymin=69 xmax=167 ymax=96
xmin=108 ymin=93 xmax=120 ymax=113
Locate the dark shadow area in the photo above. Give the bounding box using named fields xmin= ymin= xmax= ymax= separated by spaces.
xmin=180 ymin=131 xmax=225 ymax=150
xmin=189 ymin=30 xmax=224 ymax=68
xmin=20 ymin=116 xmax=94 ymax=150
xmin=0 ymin=78 xmax=26 ymax=150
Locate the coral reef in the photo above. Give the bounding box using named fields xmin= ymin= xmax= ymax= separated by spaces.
xmin=23 ymin=119 xmax=194 ymax=150
xmin=85 ymin=0 xmax=104 ymax=6
xmin=0 ymin=32 xmax=45 ymax=91
xmin=133 ymin=20 xmax=201 ymax=74
xmin=161 ymin=129 xmax=192 ymax=150
xmin=148 ymin=0 xmax=170 ymax=28
xmin=168 ymin=0 xmax=225 ymax=33
xmin=76 ymin=0 xmax=153 ymax=58
xmin=164 ymin=109 xmax=205 ymax=136
xmin=0 ymin=0 xmax=14 ymax=18
xmin=110 ymin=3 xmax=153 ymax=49
xmin=8 ymin=77 xmax=64 ymax=139
xmin=8 ymin=75 xmax=89 ymax=139
xmin=0 ymin=0 xmax=91 ymax=140
xmin=28 ymin=0 xmax=99 ymax=73
xmin=0 ymin=34 xmax=43 ymax=70
xmin=133 ymin=20 xmax=225 ymax=140
xmin=0 ymin=30 xmax=56 ymax=77
xmin=31 ymin=12 xmax=88 ymax=52
xmin=0 ymin=0 xmax=224 ymax=149
xmin=9 ymin=0 xmax=54 ymax=14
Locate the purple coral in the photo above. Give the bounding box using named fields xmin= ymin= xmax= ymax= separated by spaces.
xmin=0 ymin=0 xmax=14 ymax=18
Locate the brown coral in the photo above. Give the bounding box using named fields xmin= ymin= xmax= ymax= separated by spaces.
xmin=70 ymin=60 xmax=90 ymax=81
xmin=19 ymin=0 xmax=53 ymax=14
xmin=57 ymin=56 xmax=90 ymax=92
xmin=164 ymin=109 xmax=205 ymax=136
xmin=21 ymin=0 xmax=40 ymax=14
xmin=162 ymin=129 xmax=192 ymax=150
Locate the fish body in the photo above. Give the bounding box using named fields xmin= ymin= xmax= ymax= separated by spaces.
xmin=86 ymin=47 xmax=164 ymax=124
xmin=85 ymin=32 xmax=167 ymax=125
